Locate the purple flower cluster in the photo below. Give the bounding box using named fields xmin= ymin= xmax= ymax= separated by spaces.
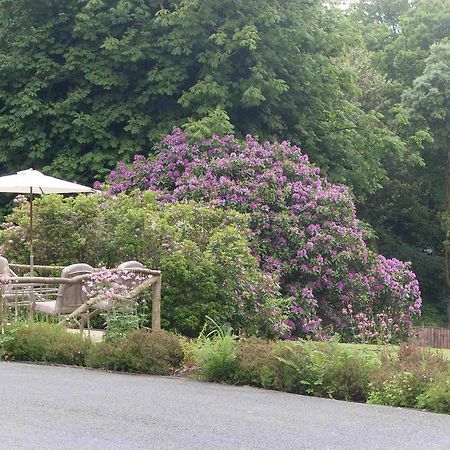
xmin=106 ymin=129 xmax=421 ymax=342
xmin=82 ymin=269 xmax=148 ymax=307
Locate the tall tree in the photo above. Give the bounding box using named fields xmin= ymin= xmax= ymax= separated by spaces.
xmin=352 ymin=0 xmax=450 ymax=107
xmin=350 ymin=0 xmax=450 ymax=324
xmin=402 ymin=41 xmax=450 ymax=324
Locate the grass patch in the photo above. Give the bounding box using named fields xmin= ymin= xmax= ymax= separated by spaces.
xmin=339 ymin=342 xmax=450 ymax=360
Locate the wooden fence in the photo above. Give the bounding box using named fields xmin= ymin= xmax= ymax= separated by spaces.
xmin=413 ymin=327 xmax=450 ymax=349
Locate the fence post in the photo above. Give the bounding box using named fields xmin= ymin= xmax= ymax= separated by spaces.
xmin=151 ymin=274 xmax=161 ymax=331
xmin=0 ymin=285 xmax=4 ymax=334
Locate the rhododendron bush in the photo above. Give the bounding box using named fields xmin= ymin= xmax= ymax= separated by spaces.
xmin=106 ymin=129 xmax=422 ymax=342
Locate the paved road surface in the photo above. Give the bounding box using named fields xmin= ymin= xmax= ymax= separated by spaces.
xmin=1 ymin=361 xmax=449 ymax=449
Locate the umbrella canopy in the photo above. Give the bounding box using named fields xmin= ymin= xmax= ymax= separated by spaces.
xmin=0 ymin=169 xmax=94 ymax=274
xmin=0 ymin=169 xmax=93 ymax=194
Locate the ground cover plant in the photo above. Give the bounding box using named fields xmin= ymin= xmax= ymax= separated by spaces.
xmin=416 ymin=377 xmax=450 ymax=414
xmin=103 ymin=130 xmax=422 ymax=343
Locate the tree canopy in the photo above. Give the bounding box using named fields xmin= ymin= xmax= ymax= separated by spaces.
xmin=352 ymin=0 xmax=450 ymax=323
xmin=0 ymin=0 xmax=408 ymax=197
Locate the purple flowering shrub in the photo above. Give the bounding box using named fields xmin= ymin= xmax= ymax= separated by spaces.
xmin=82 ymin=269 xmax=149 ymax=305
xmin=106 ymin=129 xmax=422 ymax=342
xmin=81 ymin=268 xmax=152 ymax=340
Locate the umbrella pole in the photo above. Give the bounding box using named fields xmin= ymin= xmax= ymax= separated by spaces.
xmin=29 ymin=188 xmax=34 ymax=277
xmin=29 ymin=188 xmax=34 ymax=322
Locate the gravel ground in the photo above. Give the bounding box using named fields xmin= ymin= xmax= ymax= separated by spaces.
xmin=1 ymin=361 xmax=449 ymax=450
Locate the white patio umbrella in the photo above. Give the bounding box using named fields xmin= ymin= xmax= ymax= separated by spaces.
xmin=0 ymin=169 xmax=94 ymax=275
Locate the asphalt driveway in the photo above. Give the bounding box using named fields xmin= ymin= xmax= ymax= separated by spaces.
xmin=0 ymin=362 xmax=449 ymax=449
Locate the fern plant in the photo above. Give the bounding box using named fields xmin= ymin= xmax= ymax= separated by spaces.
xmin=194 ymin=316 xmax=238 ymax=382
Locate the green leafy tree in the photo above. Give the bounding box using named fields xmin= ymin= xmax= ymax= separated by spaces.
xmin=351 ymin=0 xmax=450 ymax=325
xmin=353 ymin=0 xmax=450 ymax=104
xmin=0 ymin=0 xmax=409 ymax=198
xmin=402 ymin=41 xmax=450 ymax=324
xmin=402 ymin=41 xmax=450 ymax=206
xmin=335 ymin=46 xmax=391 ymax=113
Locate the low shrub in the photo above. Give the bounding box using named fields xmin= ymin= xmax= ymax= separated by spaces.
xmin=2 ymin=323 xmax=91 ymax=366
xmin=234 ymin=337 xmax=274 ymax=386
xmin=253 ymin=340 xmax=373 ymax=401
xmin=367 ymin=343 xmax=449 ymax=409
xmin=192 ymin=318 xmax=241 ymax=382
xmin=0 ymin=331 xmax=15 ymax=360
xmin=368 ymin=371 xmax=425 ymax=407
xmin=394 ymin=343 xmax=449 ymax=380
xmin=86 ymin=329 xmax=183 ymax=375
xmin=262 ymin=340 xmax=374 ymax=401
xmin=193 ymin=333 xmax=238 ymax=382
xmin=179 ymin=336 xmax=199 ymax=370
xmin=417 ymin=375 xmax=450 ymax=414
xmin=321 ymin=348 xmax=375 ymax=402
xmin=259 ymin=341 xmax=309 ymax=393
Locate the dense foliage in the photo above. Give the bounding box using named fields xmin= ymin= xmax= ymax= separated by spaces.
xmin=105 ymin=130 xmax=422 ymax=342
xmin=86 ymin=329 xmax=183 ymax=374
xmin=0 ymin=192 xmax=283 ymax=337
xmin=2 ymin=322 xmax=91 ymax=365
xmin=0 ymin=0 xmax=408 ymax=198
xmin=352 ymin=0 xmax=450 ymax=324
xmin=192 ymin=332 xmax=449 ymax=413
xmin=1 ymin=324 xmax=183 ymax=375
xmin=0 ymin=0 xmax=448 ymax=324
xmin=368 ymin=342 xmax=449 ymax=411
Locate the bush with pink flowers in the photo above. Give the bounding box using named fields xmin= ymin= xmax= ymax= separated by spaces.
xmin=105 ymin=129 xmax=422 ymax=342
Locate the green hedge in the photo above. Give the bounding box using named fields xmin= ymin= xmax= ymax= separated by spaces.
xmin=1 ymin=323 xmax=91 ymax=366
xmin=86 ymin=329 xmax=183 ymax=375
